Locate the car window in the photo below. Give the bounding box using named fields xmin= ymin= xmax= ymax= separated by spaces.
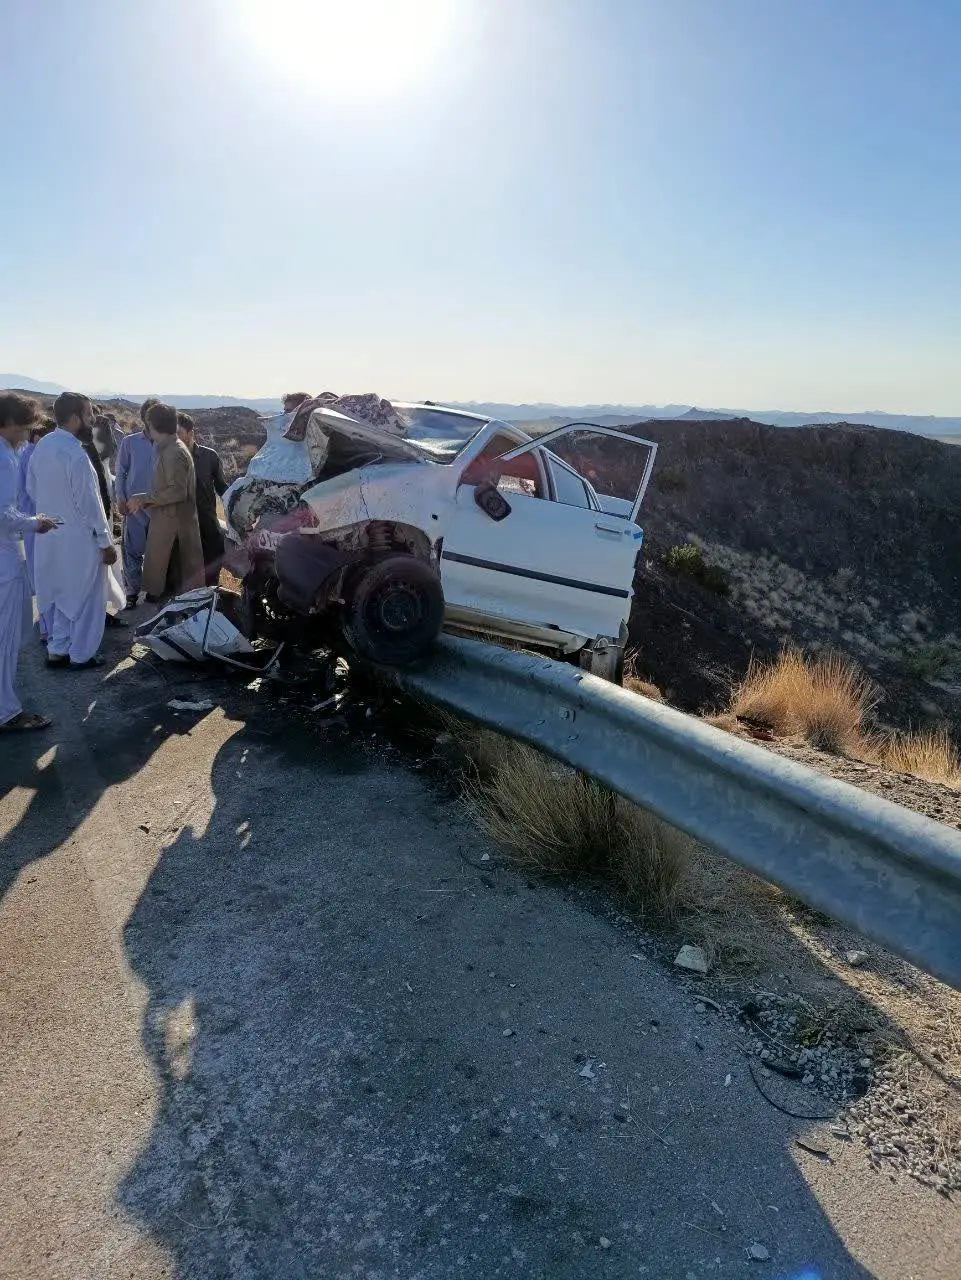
xmin=545 ymin=455 xmax=593 ymax=508
xmin=506 ymin=426 xmax=656 ymax=519
xmin=461 ymin=431 xmax=545 ymax=497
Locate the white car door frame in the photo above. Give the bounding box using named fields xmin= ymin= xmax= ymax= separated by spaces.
xmin=501 ymin=422 xmax=658 ymax=523
xmin=440 ymin=431 xmax=642 ymax=641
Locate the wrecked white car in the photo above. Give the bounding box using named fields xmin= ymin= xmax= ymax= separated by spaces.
xmin=223 ymin=399 xmax=657 ymax=681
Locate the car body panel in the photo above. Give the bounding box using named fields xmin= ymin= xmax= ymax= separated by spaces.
xmin=226 ymin=402 xmax=655 ymax=657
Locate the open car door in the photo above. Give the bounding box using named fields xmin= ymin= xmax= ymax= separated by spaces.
xmin=441 ymin=424 xmax=652 ymax=644
xmin=508 ymin=422 xmax=658 ymax=523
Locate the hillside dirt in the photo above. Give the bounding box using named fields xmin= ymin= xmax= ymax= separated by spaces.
xmin=16 ymin=389 xmax=266 ymax=481
xmin=622 ymin=417 xmax=961 ymax=736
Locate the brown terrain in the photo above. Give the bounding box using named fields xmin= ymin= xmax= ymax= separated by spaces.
xmin=627 ymin=417 xmax=961 ymax=736
xmin=19 ymin=391 xmax=266 ymax=481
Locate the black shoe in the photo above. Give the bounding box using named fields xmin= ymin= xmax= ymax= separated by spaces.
xmin=104 ymin=613 xmax=128 ymax=628
xmin=123 ymin=595 xmax=139 ymax=611
xmin=68 ymin=656 xmax=105 ymax=670
xmin=46 ymin=654 xmax=69 ymax=668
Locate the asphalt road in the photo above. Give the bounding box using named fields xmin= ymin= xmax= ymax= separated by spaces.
xmin=1 ymin=625 xmax=959 ymax=1279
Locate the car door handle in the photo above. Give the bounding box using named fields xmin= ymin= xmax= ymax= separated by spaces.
xmin=594 ymin=523 xmax=623 ymax=535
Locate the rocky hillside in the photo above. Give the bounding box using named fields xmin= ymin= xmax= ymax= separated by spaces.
xmin=12 ymin=390 xmax=265 ymax=481
xmin=626 ymin=418 xmax=961 ymax=731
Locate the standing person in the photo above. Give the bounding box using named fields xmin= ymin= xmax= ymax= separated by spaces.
xmin=128 ymin=402 xmax=203 ymax=601
xmin=18 ymin=417 xmax=56 ymax=643
xmin=27 ymin=392 xmax=121 ymax=670
xmin=114 ymin=397 xmax=158 ymax=608
xmin=85 ymin=422 xmax=129 ymax=630
xmin=176 ymin=412 xmax=228 ymax=585
xmin=1 ymin=394 xmax=59 ymax=729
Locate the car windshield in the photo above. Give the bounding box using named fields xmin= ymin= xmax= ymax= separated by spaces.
xmin=393 ymin=404 xmax=491 ymax=463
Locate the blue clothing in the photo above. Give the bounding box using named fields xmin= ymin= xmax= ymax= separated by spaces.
xmin=18 ymin=441 xmax=36 ymax=514
xmin=114 ymin=430 xmax=156 ymax=503
xmin=1 ymin=439 xmax=40 ymax=724
xmin=17 ymin=441 xmax=39 ymax=598
xmin=122 ymin=507 xmax=151 ymax=596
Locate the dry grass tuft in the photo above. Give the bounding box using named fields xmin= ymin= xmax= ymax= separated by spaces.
xmin=466 ymin=738 xmax=688 ymax=916
xmin=730 ymin=649 xmax=879 ymax=755
xmin=869 ymin=728 xmax=961 ymax=788
xmin=624 ymin=677 xmax=665 ymax=701
xmin=726 ymin=649 xmax=961 ymax=784
xmin=623 ymin=652 xmax=664 ymax=701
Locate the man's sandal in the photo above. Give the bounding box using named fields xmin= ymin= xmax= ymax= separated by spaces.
xmin=0 ymin=712 xmax=52 ymax=732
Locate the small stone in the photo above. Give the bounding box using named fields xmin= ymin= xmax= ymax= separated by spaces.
xmin=674 ymin=945 xmax=710 ymax=975
xmin=845 ymin=950 xmax=869 ymax=967
xmin=599 ymin=1237 xmax=611 ymax=1249
xmin=859 ymin=1057 xmax=872 ymax=1068
xmin=802 ymin=1073 xmax=815 ymax=1085
xmin=748 ymin=1243 xmax=770 ymax=1261
xmin=695 ymin=1002 xmax=707 ymax=1013
xmin=502 ymin=1029 xmax=515 ymax=1037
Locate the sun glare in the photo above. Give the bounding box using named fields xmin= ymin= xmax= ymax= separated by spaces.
xmin=229 ymin=0 xmax=463 ymax=103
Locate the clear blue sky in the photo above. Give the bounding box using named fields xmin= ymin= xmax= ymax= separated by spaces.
xmin=2 ymin=0 xmax=959 ymax=411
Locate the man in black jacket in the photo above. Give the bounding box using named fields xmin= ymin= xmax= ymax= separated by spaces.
xmin=176 ymin=413 xmax=228 ymax=586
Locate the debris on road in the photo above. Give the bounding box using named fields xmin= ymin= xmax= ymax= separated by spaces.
xmin=167 ymin=698 xmax=215 ymax=713
xmin=747 ymin=1242 xmax=770 ymax=1261
xmin=579 ymin=1060 xmax=597 ymax=1080
xmin=845 ymin=949 xmax=869 ymax=967
xmin=795 ymin=1136 xmax=833 ymax=1161
xmin=674 ymin=944 xmax=710 ymax=975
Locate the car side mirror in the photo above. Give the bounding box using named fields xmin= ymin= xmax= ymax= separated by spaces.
xmin=474 ymin=481 xmax=512 ymax=522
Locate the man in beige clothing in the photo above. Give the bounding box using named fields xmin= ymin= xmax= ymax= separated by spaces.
xmin=128 ymin=403 xmax=203 ymax=601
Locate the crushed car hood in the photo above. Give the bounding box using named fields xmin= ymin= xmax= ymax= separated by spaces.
xmin=305 ymin=407 xmax=437 ymax=465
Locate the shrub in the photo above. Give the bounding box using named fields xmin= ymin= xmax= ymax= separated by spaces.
xmin=665 ymin=543 xmax=730 ymax=595
xmin=665 ymin=542 xmax=705 ymax=575
xmin=654 ymin=465 xmax=687 ymax=493
xmin=466 ymin=738 xmax=689 ymax=916
xmin=869 ymin=728 xmax=961 ymax=787
xmin=729 ymin=649 xmax=879 ymax=755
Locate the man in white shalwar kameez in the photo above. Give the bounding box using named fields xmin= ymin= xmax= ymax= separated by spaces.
xmin=0 ymin=393 xmax=57 ymax=730
xmin=27 ymin=392 xmax=122 ymax=670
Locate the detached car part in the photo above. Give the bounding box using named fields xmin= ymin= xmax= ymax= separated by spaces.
xmin=135 ymin=587 xmax=284 ymax=673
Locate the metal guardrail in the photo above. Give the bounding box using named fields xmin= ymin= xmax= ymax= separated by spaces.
xmin=389 ymin=635 xmax=961 ymax=988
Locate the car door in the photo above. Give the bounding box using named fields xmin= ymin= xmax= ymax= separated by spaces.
xmin=440 ymin=434 xmax=642 ymax=641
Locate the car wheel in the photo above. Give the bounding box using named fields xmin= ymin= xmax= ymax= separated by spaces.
xmin=342 ymin=555 xmax=445 ymax=665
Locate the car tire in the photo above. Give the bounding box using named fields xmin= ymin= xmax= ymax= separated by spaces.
xmin=342 ymin=555 xmax=445 ymax=666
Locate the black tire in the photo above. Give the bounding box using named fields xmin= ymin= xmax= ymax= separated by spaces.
xmin=342 ymin=555 xmax=445 ymax=665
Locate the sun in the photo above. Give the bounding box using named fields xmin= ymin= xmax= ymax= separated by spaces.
xmin=228 ymin=0 xmax=464 ymax=103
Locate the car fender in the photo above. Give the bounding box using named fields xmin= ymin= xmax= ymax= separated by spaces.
xmin=358 ymin=463 xmax=452 ymax=548
xmin=301 ymin=469 xmax=371 ymax=529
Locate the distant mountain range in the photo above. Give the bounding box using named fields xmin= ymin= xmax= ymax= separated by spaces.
xmin=0 ymin=375 xmax=282 ymax=414
xmin=2 ymin=375 xmax=959 ymax=436
xmin=455 ymin=401 xmax=961 ymax=435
